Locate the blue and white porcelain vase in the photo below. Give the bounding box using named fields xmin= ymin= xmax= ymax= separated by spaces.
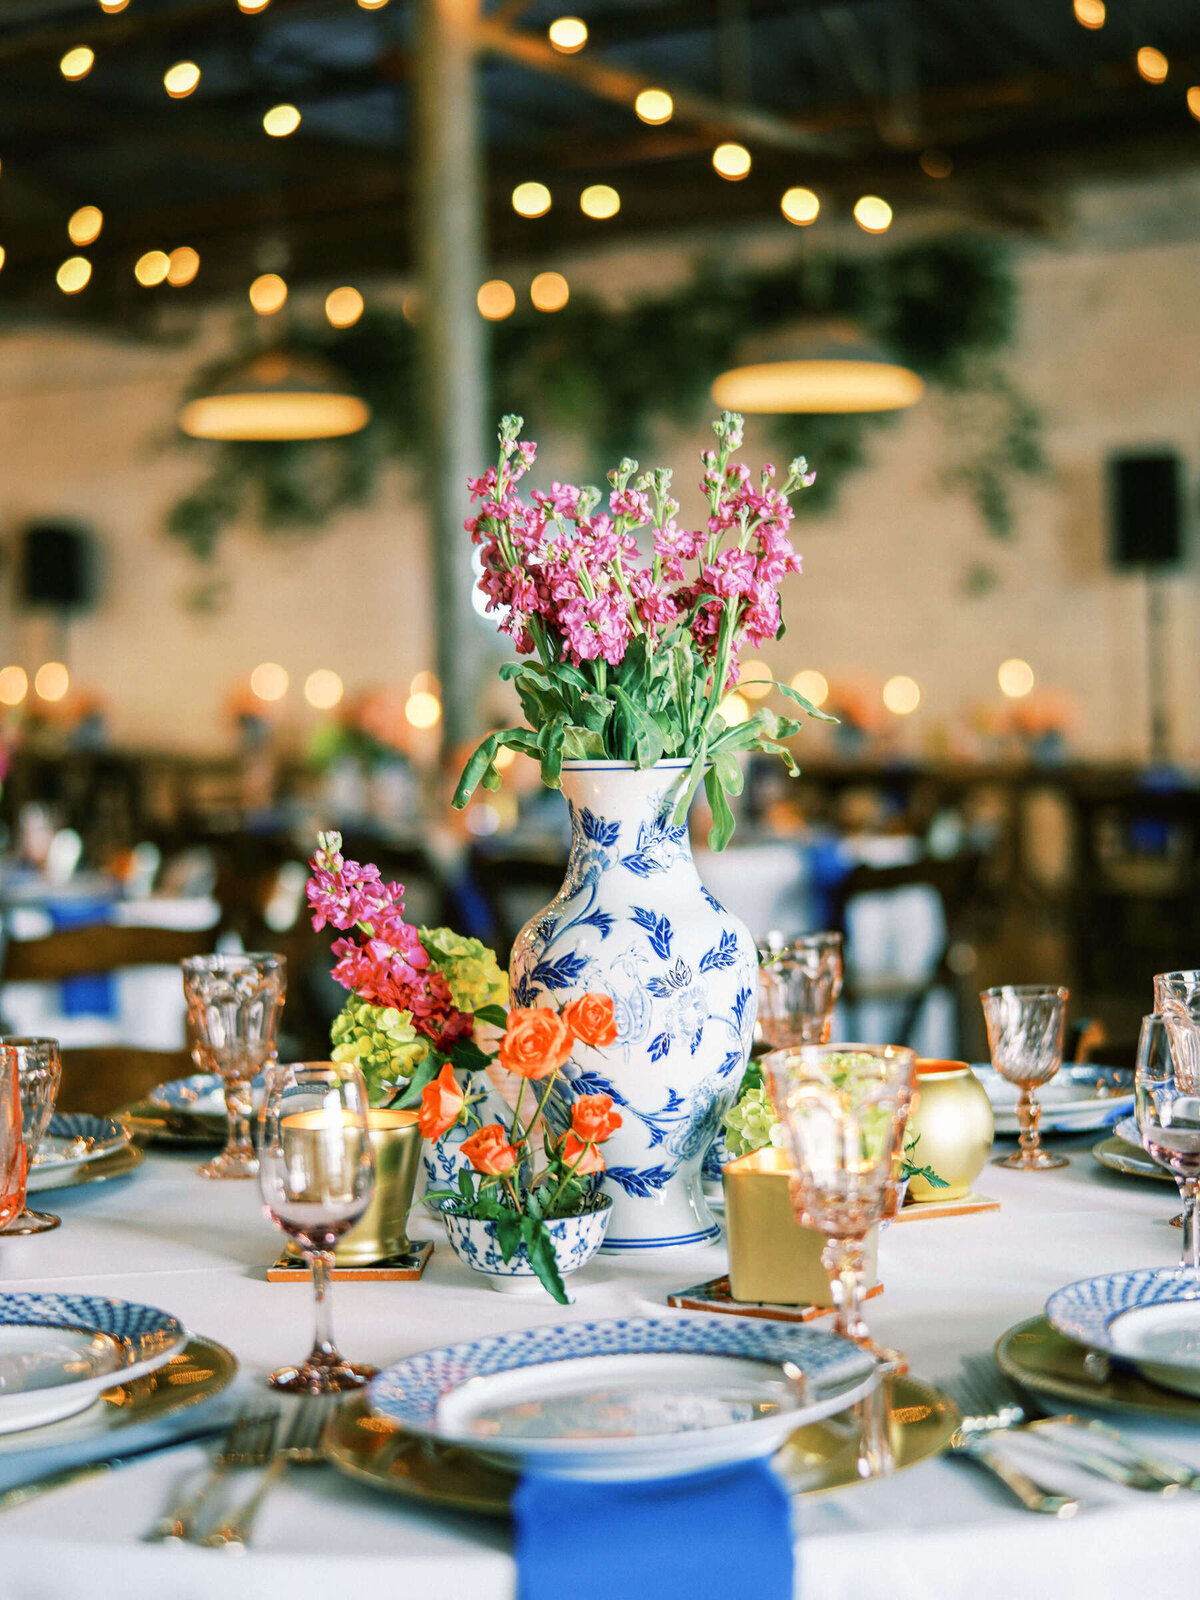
xmin=510 ymin=759 xmax=758 ymax=1253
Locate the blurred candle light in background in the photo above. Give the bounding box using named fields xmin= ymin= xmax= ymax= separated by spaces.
xmin=357 ymin=0 xmax=389 ymax=9
xmin=790 ymin=668 xmax=829 ymax=708
xmin=1137 ymin=46 xmax=1168 ymax=82
xmin=494 ymin=745 xmax=517 ymax=771
xmin=854 ymin=195 xmax=893 ymax=232
xmin=477 ymin=279 xmax=516 ymax=320
xmin=60 ymin=46 xmax=94 ymax=79
xmin=238 ymin=0 xmax=271 ymax=11
xmin=1189 ymin=86 xmax=1200 ymax=119
xmin=1073 ymin=0 xmax=1105 ymax=27
xmin=68 ymin=205 xmax=103 ymax=245
xmin=166 ymin=246 xmax=200 ymax=286
xmin=98 ymin=0 xmax=129 ymax=11
xmin=919 ymin=149 xmax=953 ymax=178
xmin=512 ymin=181 xmax=551 ymax=217
xmin=548 ymin=16 xmax=587 ymax=52
xmin=781 ymin=186 xmax=819 ymax=224
xmin=34 ymin=663 xmax=70 ymax=702
xmin=718 ymin=691 xmax=750 ymax=727
xmin=580 ymin=184 xmax=620 ymax=218
xmin=635 ymin=88 xmax=673 ymax=124
xmin=164 ymin=60 xmax=200 ymax=97
xmin=56 ymin=256 xmax=91 ymax=293
xmin=249 ymin=272 xmax=288 ymax=314
xmin=325 ymin=286 xmax=364 ymax=327
xmin=0 ymin=667 xmax=28 ymax=707
xmin=530 ymin=271 xmax=569 ymax=312
xmin=250 ymin=662 xmax=289 ymax=702
xmin=882 ymin=675 xmax=920 ymax=715
xmin=304 ymin=669 xmax=344 ymax=710
xmin=0 ymin=248 xmax=6 ymax=273
xmin=135 ymin=250 xmax=170 ymax=286
xmin=263 ymin=103 xmax=300 ymax=137
xmin=998 ymin=658 xmax=1035 ymax=699
xmin=405 ymin=690 xmax=442 ymax=729
xmin=713 ymin=142 xmax=751 ymax=179
xmin=737 ymin=660 xmax=772 ymax=699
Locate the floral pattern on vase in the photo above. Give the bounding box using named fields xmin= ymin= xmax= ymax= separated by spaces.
xmin=437 ymin=1194 xmax=612 ymax=1296
xmin=509 ymin=760 xmax=758 ymax=1252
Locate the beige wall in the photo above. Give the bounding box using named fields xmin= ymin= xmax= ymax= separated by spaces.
xmin=0 ymin=213 xmax=1197 ymax=762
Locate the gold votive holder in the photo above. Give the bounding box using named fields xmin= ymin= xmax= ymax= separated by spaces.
xmin=906 ymin=1059 xmax=994 ymax=1202
xmin=722 ymin=1147 xmax=879 ymax=1306
xmin=334 ymin=1108 xmax=422 ymax=1265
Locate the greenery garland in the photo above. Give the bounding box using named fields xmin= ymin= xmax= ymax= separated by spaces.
xmin=167 ymin=235 xmax=1044 ymax=561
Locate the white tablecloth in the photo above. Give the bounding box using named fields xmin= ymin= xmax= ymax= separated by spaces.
xmin=1 ymin=1135 xmax=1198 ymax=1600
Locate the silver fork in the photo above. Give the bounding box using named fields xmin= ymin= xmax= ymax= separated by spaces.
xmin=201 ymin=1401 xmax=329 ymax=1550
xmin=944 ymin=1371 xmax=1081 ymax=1516
xmin=961 ymin=1356 xmax=1199 ymax=1494
xmin=143 ymin=1410 xmax=279 ymax=1543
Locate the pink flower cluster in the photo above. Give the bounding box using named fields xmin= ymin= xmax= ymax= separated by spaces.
xmin=465 ymin=414 xmax=811 ymax=685
xmin=307 ymin=833 xmax=472 ymax=1049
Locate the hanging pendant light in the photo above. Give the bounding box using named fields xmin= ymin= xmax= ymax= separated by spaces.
xmin=711 ymin=319 xmax=924 ymax=414
xmin=178 ymin=351 xmax=371 ymax=441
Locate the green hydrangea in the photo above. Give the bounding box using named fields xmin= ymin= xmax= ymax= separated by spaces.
xmin=722 ymin=1083 xmax=784 ymax=1159
xmin=419 ymin=926 xmax=508 ymax=1015
xmin=330 ymin=997 xmax=429 ymax=1106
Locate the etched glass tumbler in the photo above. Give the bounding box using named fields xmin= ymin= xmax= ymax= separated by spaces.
xmin=758 ymin=933 xmax=844 ymax=1048
xmin=1154 ymin=972 xmax=1200 ymax=1094
xmin=183 ymin=953 xmax=286 ymax=1179
xmin=980 ymin=985 xmax=1069 ymax=1171
xmin=1135 ymin=1012 xmax=1200 ymax=1268
xmin=0 ymin=1038 xmax=61 ymax=1234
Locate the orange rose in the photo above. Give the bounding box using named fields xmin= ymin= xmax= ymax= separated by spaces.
xmin=497 ymin=1007 xmax=574 ymax=1080
xmin=557 ymin=1129 xmax=606 ymax=1175
xmin=461 ymin=1123 xmax=521 ymax=1176
xmin=571 ymin=1093 xmax=622 ymax=1144
xmin=417 ymin=1062 xmax=465 ymax=1142
xmin=562 ymin=993 xmax=618 ymax=1049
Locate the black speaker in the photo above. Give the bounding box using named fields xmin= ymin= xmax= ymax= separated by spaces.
xmin=18 ymin=520 xmax=98 ymax=610
xmin=1107 ymin=452 xmax=1184 ymax=570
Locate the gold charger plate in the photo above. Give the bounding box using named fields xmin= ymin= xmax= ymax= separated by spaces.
xmin=26 ymin=1142 xmax=145 ymax=1194
xmin=996 ymin=1315 xmax=1200 ymax=1420
xmin=119 ymin=1102 xmax=225 ymax=1148
xmin=325 ymin=1374 xmax=958 ymax=1516
xmin=1092 ymin=1135 xmax=1172 ymax=1183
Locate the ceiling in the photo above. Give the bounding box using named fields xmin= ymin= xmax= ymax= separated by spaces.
xmin=1 ymin=0 xmax=1199 ymax=328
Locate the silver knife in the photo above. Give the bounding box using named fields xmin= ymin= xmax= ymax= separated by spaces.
xmin=0 ymin=1425 xmax=226 ymax=1513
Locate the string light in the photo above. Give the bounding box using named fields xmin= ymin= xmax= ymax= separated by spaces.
xmin=477 ymin=279 xmax=516 ymax=320
xmin=325 ymin=286 xmax=363 ymax=328
xmin=34 ymin=662 xmax=70 ymax=702
xmin=0 ymin=666 xmax=28 ymax=706
xmin=250 ymin=662 xmax=288 ymax=702
xmin=635 ymin=88 xmax=673 ymax=124
xmin=134 ymin=249 xmax=170 ymax=286
xmin=1189 ymin=86 xmax=1200 ymax=121
xmin=494 ymin=746 xmax=517 ymax=771
xmin=790 ymin=668 xmax=829 ymax=708
xmin=167 ymin=246 xmax=200 ymax=286
xmin=304 ymin=669 xmax=344 ymax=709
xmin=405 ymin=690 xmax=442 ymax=729
xmin=718 ymin=691 xmax=750 ymax=727
xmin=164 ymin=60 xmax=200 ymax=97
xmin=548 ymin=16 xmax=587 ymax=52
xmin=68 ymin=205 xmax=103 ymax=245
xmin=249 ymin=272 xmax=287 ymax=314
xmin=530 ymin=271 xmax=569 ymax=312
xmin=0 ymin=247 xmax=6 ymax=273
xmin=737 ymin=660 xmax=772 ymax=700
xmin=238 ymin=0 xmax=271 ymax=11
xmin=713 ymin=142 xmax=751 ymax=180
xmin=781 ymin=186 xmax=819 ymax=225
xmin=1137 ymin=46 xmax=1168 ymax=83
xmin=1073 ymin=0 xmax=1105 ymax=27
xmin=512 ymin=181 xmax=551 ymax=217
xmin=263 ymin=103 xmax=300 ymax=137
xmin=854 ymin=195 xmax=893 ymax=233
xmin=60 ymin=47 xmax=95 ymax=80
xmin=882 ymin=675 xmax=920 ymax=715
xmin=401 ymin=292 xmax=421 ymax=323
xmin=580 ymin=183 xmax=620 ymax=219
xmin=998 ymin=658 xmax=1035 ymax=699
xmin=357 ymin=0 xmax=389 ymax=9
xmin=919 ymin=149 xmax=953 ymax=178
xmin=56 ymin=256 xmax=91 ymax=293
xmin=98 ymin=0 xmax=129 ymax=11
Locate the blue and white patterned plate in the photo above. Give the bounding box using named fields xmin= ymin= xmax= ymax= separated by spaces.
xmin=368 ymin=1316 xmax=877 ymax=1480
xmin=28 ymin=1115 xmax=129 ymax=1185
xmin=1047 ymin=1269 xmax=1200 ymax=1397
xmin=148 ymin=1073 xmax=265 ymax=1118
xmin=976 ymin=1064 xmax=1134 ymax=1135
xmin=0 ymin=1292 xmax=187 ymax=1434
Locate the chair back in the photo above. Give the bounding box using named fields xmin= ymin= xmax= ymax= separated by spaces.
xmin=58 ymin=1046 xmax=193 ymax=1116
xmin=0 ymin=923 xmax=219 ymax=985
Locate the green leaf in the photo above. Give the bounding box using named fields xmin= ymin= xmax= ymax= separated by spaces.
xmin=712 ymin=749 xmax=744 ymax=796
xmin=521 ymin=1217 xmax=569 ymax=1304
xmin=672 ymin=746 xmax=708 ymax=825
xmin=452 ymin=732 xmax=500 ymax=808
xmin=613 ymin=686 xmax=665 ymax=768
xmin=778 ymin=681 xmax=839 ymax=723
xmin=495 ymin=1212 xmax=524 ymax=1261
xmin=758 ymin=739 xmax=800 ymax=777
xmin=457 ymin=1166 xmax=475 ymax=1204
xmin=474 ymin=1003 xmax=508 ymax=1028
xmin=448 ymin=1037 xmax=491 ymax=1073
xmin=392 ymin=1053 xmax=442 ymax=1108
xmin=541 ymin=713 xmax=567 ymax=789
xmin=705 ymin=764 xmax=736 ymax=852
xmin=561 ymin=724 xmax=608 ymax=760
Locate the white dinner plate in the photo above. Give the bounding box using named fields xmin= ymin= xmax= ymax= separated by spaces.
xmin=28 ymin=1115 xmax=129 ymax=1188
xmin=147 ymin=1073 xmax=265 ymax=1118
xmin=975 ymin=1064 xmax=1134 ymax=1135
xmin=368 ymin=1316 xmax=877 ymax=1481
xmin=0 ymin=1293 xmax=187 ymax=1434
xmin=1046 ymin=1269 xmax=1200 ymax=1397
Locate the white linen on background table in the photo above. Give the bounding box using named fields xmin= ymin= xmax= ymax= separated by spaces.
xmin=0 ymin=1135 xmax=1198 ymax=1599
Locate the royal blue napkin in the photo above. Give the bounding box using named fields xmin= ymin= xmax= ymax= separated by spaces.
xmin=513 ymin=1459 xmax=795 ymax=1600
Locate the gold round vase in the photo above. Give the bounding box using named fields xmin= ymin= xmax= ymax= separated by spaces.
xmin=335 ymin=1108 xmax=422 ymax=1265
xmin=906 ymin=1060 xmax=994 ymax=1202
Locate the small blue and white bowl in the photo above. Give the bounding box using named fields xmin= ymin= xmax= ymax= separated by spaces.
xmin=438 ymin=1193 xmax=612 ymax=1299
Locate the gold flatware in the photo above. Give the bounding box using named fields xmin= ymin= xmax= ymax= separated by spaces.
xmin=945 ymin=1385 xmax=1080 ymax=1517
xmin=0 ymin=1424 xmax=225 ymax=1513
xmin=201 ymin=1402 xmax=329 ymax=1549
xmin=26 ymin=1144 xmax=144 ymax=1194
xmin=144 ymin=1410 xmax=278 ymax=1543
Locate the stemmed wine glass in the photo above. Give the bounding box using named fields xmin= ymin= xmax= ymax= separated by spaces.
xmin=0 ymin=1048 xmax=27 ymax=1231
xmin=763 ymin=1042 xmax=915 ymax=1364
xmin=183 ymin=953 xmax=286 ymax=1180
xmin=0 ymin=1038 xmax=62 ymax=1234
xmin=980 ymin=985 xmax=1069 ymax=1170
xmin=758 ymin=933 xmax=844 ymax=1048
xmin=1135 ymin=1010 xmax=1200 ymax=1270
xmin=258 ymin=1060 xmax=376 ymax=1393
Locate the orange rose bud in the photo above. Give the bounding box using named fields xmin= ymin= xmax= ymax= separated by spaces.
xmin=562 ymin=992 xmax=618 ymax=1048
xmin=497 ymin=1007 xmax=574 ymax=1080
xmin=558 ymin=1129 xmax=607 ymax=1175
xmin=460 ymin=1123 xmax=521 ymax=1176
xmin=417 ymin=1062 xmax=465 ymax=1142
xmin=570 ymin=1092 xmax=622 ymax=1144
